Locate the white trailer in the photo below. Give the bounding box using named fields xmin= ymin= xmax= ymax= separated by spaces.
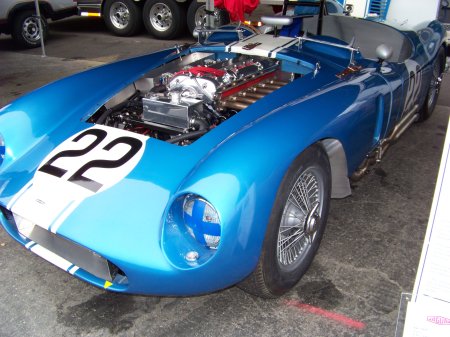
xmin=342 ymin=0 xmax=442 ymax=30
xmin=386 ymin=0 xmax=441 ymax=30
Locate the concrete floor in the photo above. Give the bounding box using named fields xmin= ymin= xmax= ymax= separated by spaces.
xmin=0 ymin=17 xmax=449 ymax=337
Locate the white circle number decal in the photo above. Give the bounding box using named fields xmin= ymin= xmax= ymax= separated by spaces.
xmin=39 ymin=127 xmax=144 ymax=192
xmin=11 ymin=125 xmax=147 ymax=233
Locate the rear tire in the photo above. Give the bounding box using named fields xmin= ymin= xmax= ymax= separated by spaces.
xmin=417 ymin=47 xmax=446 ymax=122
xmin=103 ymin=0 xmax=142 ymax=36
xmin=239 ymin=145 xmax=331 ymax=298
xmin=11 ymin=10 xmax=48 ymax=49
xmin=143 ymin=0 xmax=186 ymax=39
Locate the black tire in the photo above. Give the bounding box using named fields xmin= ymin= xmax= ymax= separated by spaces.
xmin=417 ymin=47 xmax=446 ymax=122
xmin=103 ymin=0 xmax=142 ymax=36
xmin=11 ymin=10 xmax=48 ymax=49
xmin=143 ymin=0 xmax=186 ymax=39
xmin=187 ymin=1 xmax=230 ymax=35
xmin=239 ymin=144 xmax=331 ymax=298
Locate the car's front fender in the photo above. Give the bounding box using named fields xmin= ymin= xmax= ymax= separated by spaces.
xmin=171 ymin=77 xmax=369 ymax=283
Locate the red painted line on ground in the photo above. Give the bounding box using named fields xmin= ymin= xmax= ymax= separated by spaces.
xmin=284 ymin=300 xmax=366 ymax=330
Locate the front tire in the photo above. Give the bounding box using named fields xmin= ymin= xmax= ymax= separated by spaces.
xmin=11 ymin=10 xmax=48 ymax=49
xmin=417 ymin=47 xmax=446 ymax=122
xmin=143 ymin=0 xmax=186 ymax=39
xmin=103 ymin=0 xmax=142 ymax=36
xmin=239 ymin=145 xmax=331 ymax=298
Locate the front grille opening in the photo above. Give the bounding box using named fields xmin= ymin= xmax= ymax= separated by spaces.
xmin=1 ymin=208 xmax=129 ymax=288
xmin=108 ymin=261 xmax=128 ymax=285
xmin=11 ymin=220 xmax=128 ymax=285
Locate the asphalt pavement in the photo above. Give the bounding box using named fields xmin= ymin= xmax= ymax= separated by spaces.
xmin=0 ymin=16 xmax=449 ymax=337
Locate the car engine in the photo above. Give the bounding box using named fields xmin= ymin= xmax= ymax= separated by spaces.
xmin=89 ymin=53 xmax=291 ymax=145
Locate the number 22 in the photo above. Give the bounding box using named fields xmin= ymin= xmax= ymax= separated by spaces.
xmin=39 ymin=129 xmax=143 ymax=192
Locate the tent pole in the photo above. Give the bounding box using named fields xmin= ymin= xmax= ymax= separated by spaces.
xmin=34 ymin=0 xmax=46 ymax=57
xmin=205 ymin=0 xmax=215 ymax=28
xmin=317 ymin=0 xmax=325 ymax=35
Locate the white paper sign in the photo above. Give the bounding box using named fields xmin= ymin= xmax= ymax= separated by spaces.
xmin=403 ymin=117 xmax=450 ymax=336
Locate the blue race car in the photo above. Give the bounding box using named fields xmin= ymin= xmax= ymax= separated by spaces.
xmin=0 ymin=2 xmax=447 ymax=298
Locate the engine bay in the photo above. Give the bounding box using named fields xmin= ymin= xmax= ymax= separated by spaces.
xmin=89 ymin=52 xmax=295 ymax=145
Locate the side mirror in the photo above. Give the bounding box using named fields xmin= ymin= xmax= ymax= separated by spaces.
xmin=344 ymin=4 xmax=353 ymax=16
xmin=376 ymin=44 xmax=393 ymax=63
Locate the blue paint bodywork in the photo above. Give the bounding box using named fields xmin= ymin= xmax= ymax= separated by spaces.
xmin=0 ymin=18 xmax=446 ymax=295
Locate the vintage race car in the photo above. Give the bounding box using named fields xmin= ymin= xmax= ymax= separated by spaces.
xmin=0 ymin=2 xmax=447 ymax=298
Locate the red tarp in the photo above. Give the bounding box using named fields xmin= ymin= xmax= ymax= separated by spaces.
xmin=214 ymin=0 xmax=260 ymax=22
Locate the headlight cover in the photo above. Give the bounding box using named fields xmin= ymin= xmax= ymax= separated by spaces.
xmin=183 ymin=195 xmax=221 ymax=249
xmin=163 ymin=194 xmax=222 ymax=269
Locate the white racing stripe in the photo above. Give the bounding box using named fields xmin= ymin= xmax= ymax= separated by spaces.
xmin=21 ymin=225 xmax=80 ymax=274
xmin=229 ymin=34 xmax=297 ymax=57
xmin=270 ymin=39 xmax=298 ymax=57
xmin=29 ymin=243 xmax=72 ymax=271
xmin=46 ymin=200 xmax=75 ymax=231
xmin=49 ymin=200 xmax=82 ymax=234
xmin=25 ymin=241 xmax=35 ymax=249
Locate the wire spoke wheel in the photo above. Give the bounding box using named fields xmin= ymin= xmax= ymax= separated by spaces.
xmin=418 ymin=46 xmax=445 ymax=122
xmin=427 ymin=58 xmax=442 ymax=110
xmin=277 ymin=168 xmax=323 ymax=269
xmin=238 ymin=145 xmax=331 ymax=298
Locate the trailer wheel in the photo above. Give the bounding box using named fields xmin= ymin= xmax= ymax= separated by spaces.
xmin=11 ymin=10 xmax=48 ymax=49
xmin=187 ymin=0 xmax=230 ymax=35
xmin=143 ymin=0 xmax=186 ymax=39
xmin=103 ymin=0 xmax=142 ymax=36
